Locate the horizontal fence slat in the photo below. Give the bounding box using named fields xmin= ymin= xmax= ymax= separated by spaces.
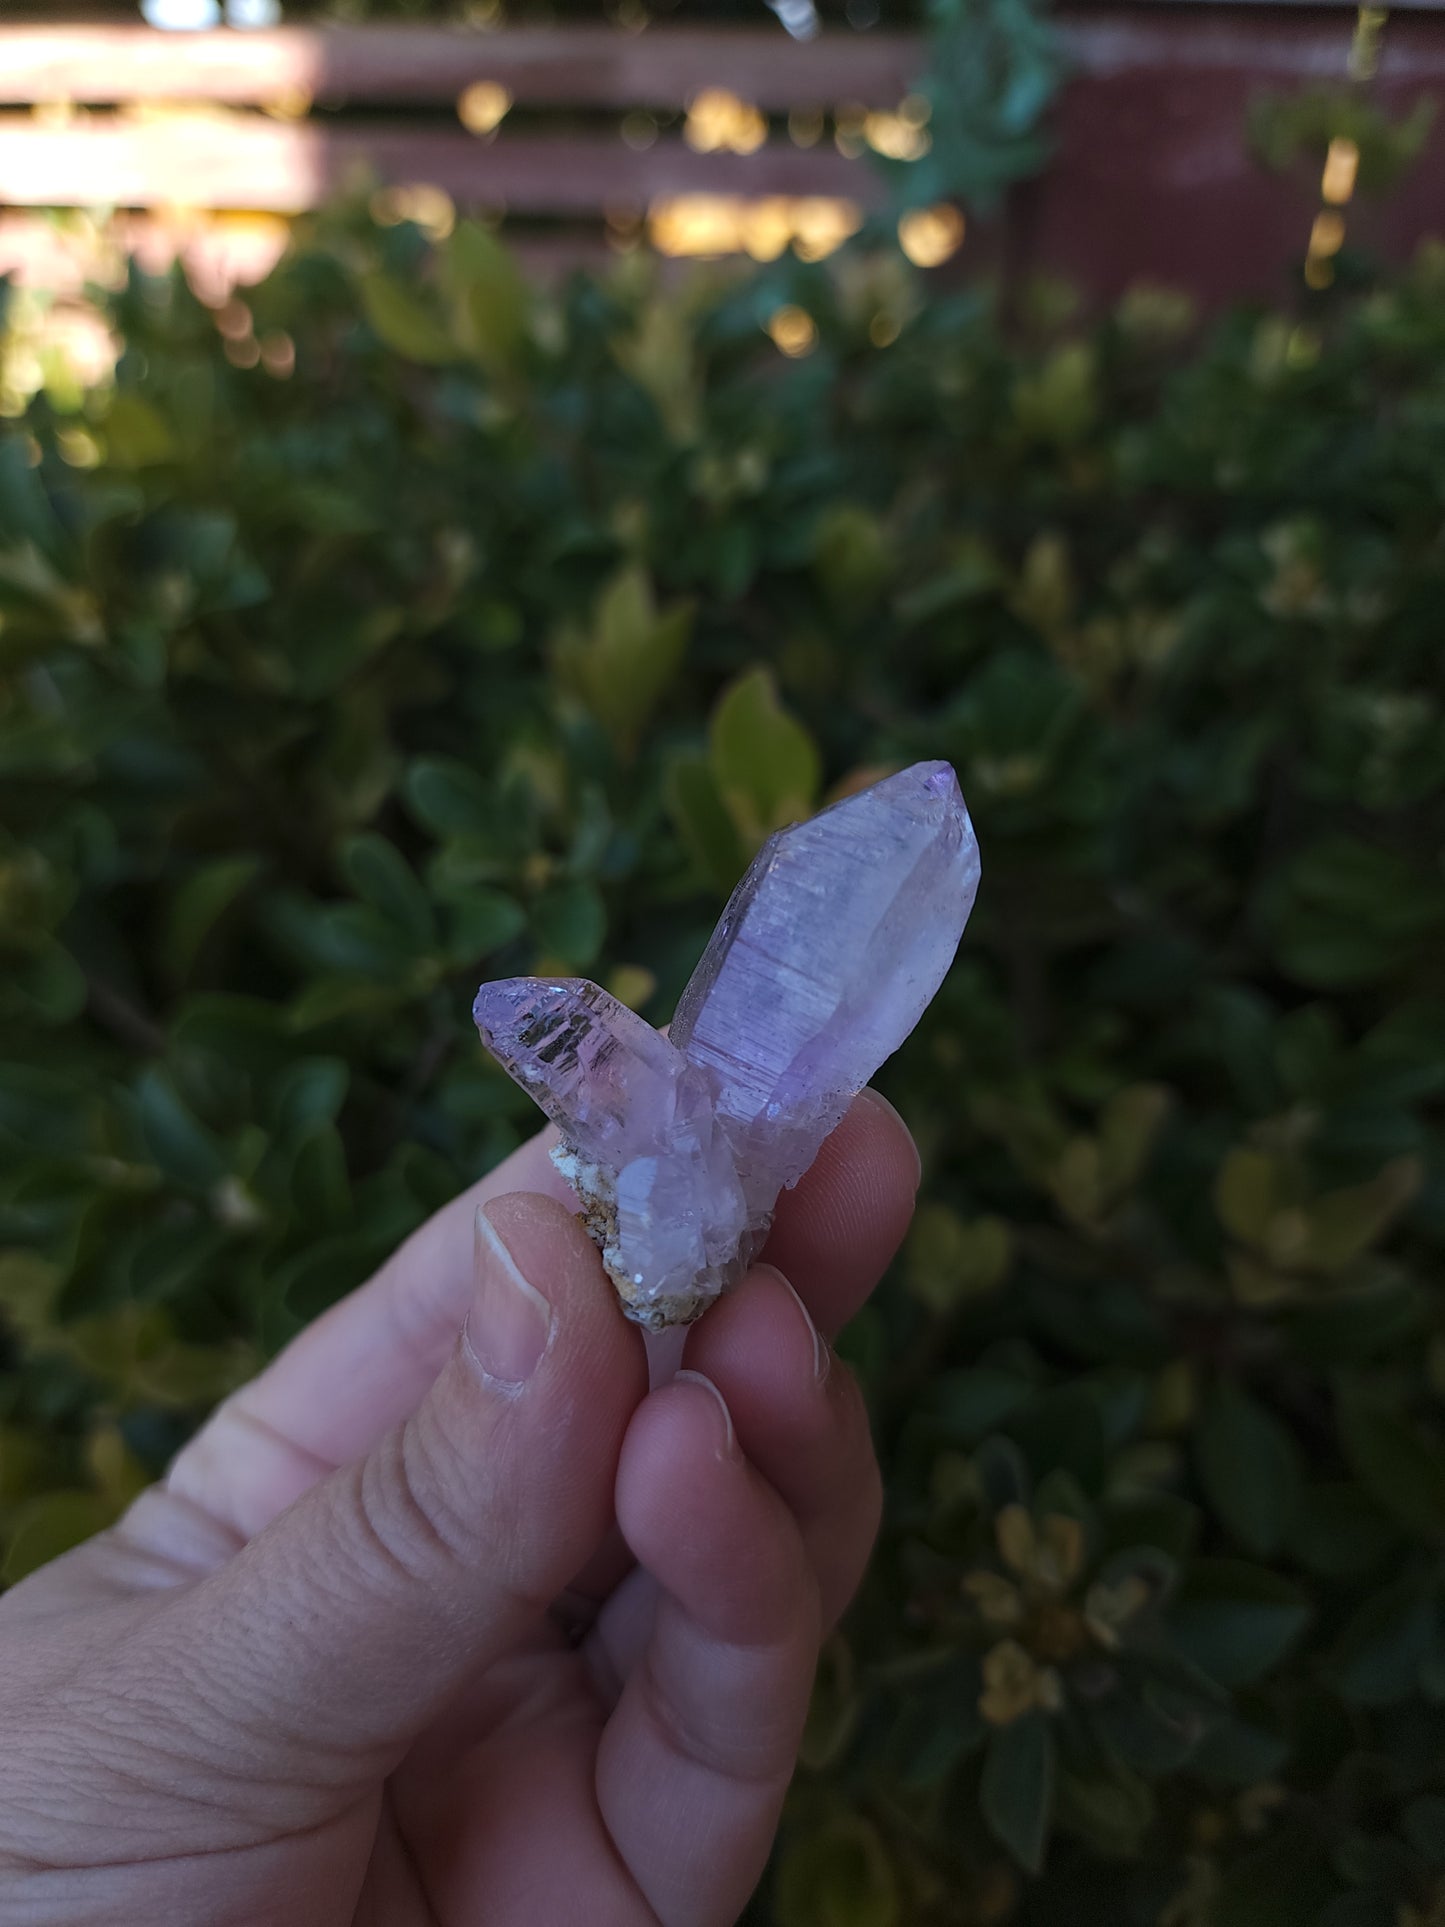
xmin=1058 ymin=5 xmax=1445 ymax=75
xmin=1 ymin=13 xmax=1442 ymax=115
xmin=0 ymin=119 xmax=882 ymax=214
xmin=0 ymin=25 xmax=923 ymax=109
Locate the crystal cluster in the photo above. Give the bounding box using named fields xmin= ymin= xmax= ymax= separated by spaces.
xmin=473 ymin=761 xmax=980 ymax=1327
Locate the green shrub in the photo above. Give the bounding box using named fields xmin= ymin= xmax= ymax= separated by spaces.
xmin=3 ymin=215 xmax=1445 ymax=1923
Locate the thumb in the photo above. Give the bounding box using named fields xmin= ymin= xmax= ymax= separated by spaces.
xmin=153 ymin=1193 xmax=644 ymax=1785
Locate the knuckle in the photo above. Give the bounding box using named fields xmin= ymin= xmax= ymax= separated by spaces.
xmin=346 ymin=1414 xmax=473 ymax=1587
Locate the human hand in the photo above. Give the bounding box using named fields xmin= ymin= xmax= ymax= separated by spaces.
xmin=0 ymin=1091 xmax=919 ymax=1927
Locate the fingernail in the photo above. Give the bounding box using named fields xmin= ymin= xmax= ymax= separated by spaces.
xmin=861 ymin=1087 xmax=923 ymax=1191
xmin=674 ymin=1370 xmax=739 ymax=1461
xmin=757 ymin=1263 xmax=830 ymax=1385
xmin=465 ymin=1202 xmax=552 ymax=1388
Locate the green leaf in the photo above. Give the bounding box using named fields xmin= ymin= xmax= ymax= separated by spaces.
xmin=269 ymin=1058 xmax=349 ymax=1136
xmin=1401 ymin=1797 xmax=1445 ymax=1863
xmin=1287 ymin=1482 xmax=1397 ymax=1578
xmin=0 ymin=432 xmax=64 ymax=551
xmin=887 ymin=1658 xmax=986 ymax=1784
xmin=666 ymin=753 xmax=745 ymax=896
xmin=1215 ymin=1147 xmax=1282 ymax=1244
xmin=1262 ymin=836 xmax=1445 ymax=989
xmin=774 ymin=1815 xmax=899 ymax=1927
xmin=1330 ymin=1573 xmax=1438 ymax=1705
xmin=104 ymin=392 xmax=177 ymax=468
xmin=799 ymin=1634 xmax=858 ymax=1771
xmin=166 ymin=855 xmax=263 ymax=977
xmin=709 ymin=667 xmax=821 ymax=849
xmin=439 ymin=885 xmax=526 ymax=961
xmin=1166 ymin=1559 xmax=1311 ymax=1686
xmin=341 ymin=833 xmax=436 ymax=943
xmin=134 ymin=1070 xmax=229 ymax=1189
xmin=813 ymin=504 xmax=891 ymax=615
xmin=1054 ymin=1760 xmax=1155 ymax=1857
xmin=980 ymin=1710 xmax=1055 ymax=1873
xmin=3 ymin=937 xmax=87 ymax=1025
xmin=446 ymin=220 xmax=529 ymax=371
xmin=1098 ymin=1084 xmax=1171 ymax=1193
xmin=532 ymin=879 xmax=605 ymax=968
xmin=268 ymin=897 xmax=419 ymax=977
xmin=1013 ymin=343 xmax=1097 ymax=445
xmin=554 ymin=565 xmax=692 ymax=756
xmin=1299 ymin=1157 xmax=1421 ymax=1272
xmin=1186 ymin=1712 xmax=1290 ymax=1787
xmin=404 ymin=758 xmax=494 ymax=837
xmin=1212 ymin=1824 xmax=1341 ymax=1927
xmin=907 ymin=1204 xmax=1013 ymax=1311
xmin=361 ymin=273 xmax=458 ymax=364
xmin=289 ymin=1124 xmax=353 ymax=1229
xmin=1337 ymin=1385 xmax=1445 ymax=1541
xmin=1196 ymin=1383 xmax=1302 ymax=1557
xmin=932 ymin=1366 xmax=1032 ymax=1440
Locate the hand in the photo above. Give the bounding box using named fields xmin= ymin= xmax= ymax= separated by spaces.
xmin=0 ymin=1092 xmax=919 ymax=1927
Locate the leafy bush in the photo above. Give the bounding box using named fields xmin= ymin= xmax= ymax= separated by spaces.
xmin=3 ymin=214 xmax=1445 ymax=1923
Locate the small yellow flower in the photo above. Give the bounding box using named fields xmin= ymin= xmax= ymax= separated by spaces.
xmin=995 ymin=1504 xmax=1038 ymax=1577
xmin=979 ymin=1639 xmax=1040 ymax=1725
xmin=979 ymin=1639 xmax=1062 ymax=1725
xmin=1037 ymin=1514 xmax=1086 ymax=1590
xmin=963 ymin=1570 xmax=1024 ymax=1628
xmin=1030 ymin=1599 xmax=1090 ymax=1665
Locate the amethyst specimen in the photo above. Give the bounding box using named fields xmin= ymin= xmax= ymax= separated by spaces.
xmin=473 ymin=761 xmax=980 ymax=1327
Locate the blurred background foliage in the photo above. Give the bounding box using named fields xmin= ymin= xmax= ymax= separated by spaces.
xmin=3 ymin=192 xmax=1445 ymax=1925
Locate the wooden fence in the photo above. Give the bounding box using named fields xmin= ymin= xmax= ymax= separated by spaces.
xmin=0 ymin=10 xmax=1442 ymax=305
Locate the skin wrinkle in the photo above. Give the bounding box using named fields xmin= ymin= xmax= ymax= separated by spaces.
xmin=0 ymin=1800 xmax=368 ymax=1879
xmin=0 ymin=1687 xmax=348 ymax=1869
xmin=41 ymin=1679 xmax=326 ymax=1844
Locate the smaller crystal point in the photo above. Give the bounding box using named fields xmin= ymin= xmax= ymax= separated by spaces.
xmin=474 ymin=761 xmax=979 ymax=1326
xmin=472 ymin=977 xmax=739 ymax=1326
xmin=471 ymin=977 xmax=691 ymax=1165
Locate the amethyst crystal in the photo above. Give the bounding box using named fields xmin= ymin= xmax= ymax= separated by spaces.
xmin=474 ymin=760 xmax=979 ymax=1327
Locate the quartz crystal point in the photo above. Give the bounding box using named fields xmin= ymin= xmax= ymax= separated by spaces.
xmin=474 ymin=760 xmax=979 ymax=1328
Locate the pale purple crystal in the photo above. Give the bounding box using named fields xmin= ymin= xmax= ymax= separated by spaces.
xmin=474 ymin=760 xmax=979 ymax=1327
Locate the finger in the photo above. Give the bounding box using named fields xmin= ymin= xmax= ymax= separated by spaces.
xmin=91 ymin=1195 xmax=646 ymax=1852
xmin=167 ymin=1126 xmax=572 ymax=1539
xmin=596 ymin=1372 xmax=820 ymax=1927
xmin=172 ymin=1083 xmax=916 ymax=1545
xmin=761 ymin=1087 xmax=920 ymax=1335
xmin=584 ymin=1262 xmax=881 ymax=1698
xmin=684 ymin=1264 xmax=882 ymax=1626
xmin=542 ymin=1086 xmax=914 ymax=1617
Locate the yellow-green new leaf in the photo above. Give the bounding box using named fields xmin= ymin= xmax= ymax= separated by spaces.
xmin=555 ymin=566 xmax=692 ymax=757
xmin=446 ymin=221 xmax=530 ymax=372
xmin=709 ymin=667 xmax=821 ymax=850
xmin=361 ymin=274 xmax=458 ymax=365
xmin=1216 ymin=1148 xmax=1284 ymax=1245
